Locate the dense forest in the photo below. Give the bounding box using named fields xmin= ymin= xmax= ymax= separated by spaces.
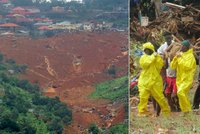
xmin=0 ymin=54 xmax=72 ymax=134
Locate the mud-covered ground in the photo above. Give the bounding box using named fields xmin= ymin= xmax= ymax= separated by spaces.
xmin=0 ymin=31 xmax=128 ymax=133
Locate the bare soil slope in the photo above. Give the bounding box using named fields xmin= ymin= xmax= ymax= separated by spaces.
xmin=0 ymin=31 xmax=128 ymax=133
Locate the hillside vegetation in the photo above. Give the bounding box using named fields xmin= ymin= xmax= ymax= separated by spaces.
xmin=90 ymin=76 xmax=128 ymax=101
xmin=89 ymin=76 xmax=128 ymax=134
xmin=0 ymin=54 xmax=72 ymax=134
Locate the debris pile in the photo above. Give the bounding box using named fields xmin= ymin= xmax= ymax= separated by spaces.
xmin=130 ymin=4 xmax=200 ymax=84
xmin=131 ymin=4 xmax=200 ymax=46
xmin=148 ymin=6 xmax=200 ymax=35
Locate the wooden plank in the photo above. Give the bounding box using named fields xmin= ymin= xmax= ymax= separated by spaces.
xmin=164 ymin=2 xmax=186 ymax=9
xmin=181 ymin=16 xmax=194 ymax=22
xmin=190 ymin=6 xmax=200 ymax=13
xmin=172 ymin=35 xmax=181 ymax=43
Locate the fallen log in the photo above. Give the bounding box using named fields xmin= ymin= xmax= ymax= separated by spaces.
xmin=164 ymin=2 xmax=186 ymax=9
xmin=190 ymin=6 xmax=200 ymax=13
xmin=194 ymin=50 xmax=200 ymax=53
xmin=172 ymin=35 xmax=181 ymax=43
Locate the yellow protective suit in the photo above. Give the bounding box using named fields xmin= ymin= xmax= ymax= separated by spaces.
xmin=170 ymin=49 xmax=196 ymax=112
xmin=138 ymin=52 xmax=170 ymax=116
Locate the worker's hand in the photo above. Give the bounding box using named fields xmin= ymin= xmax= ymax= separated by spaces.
xmin=154 ymin=52 xmax=158 ymax=56
xmin=176 ymin=52 xmax=182 ymax=58
xmin=164 ymin=52 xmax=169 ymax=59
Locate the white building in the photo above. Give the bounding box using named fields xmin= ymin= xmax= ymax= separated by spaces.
xmin=83 ymin=22 xmax=94 ymax=31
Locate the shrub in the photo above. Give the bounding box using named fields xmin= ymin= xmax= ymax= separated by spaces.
xmin=6 ymin=59 xmax=16 ymax=64
xmin=88 ymin=124 xmax=100 ymax=134
xmin=107 ymin=65 xmax=116 ymax=76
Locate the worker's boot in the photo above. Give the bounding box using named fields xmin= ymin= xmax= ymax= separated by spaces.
xmin=137 ymin=110 xmax=152 ymax=117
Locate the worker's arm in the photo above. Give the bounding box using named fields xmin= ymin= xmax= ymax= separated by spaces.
xmin=179 ymin=56 xmax=196 ymax=71
xmin=164 ymin=43 xmax=173 ymax=59
xmin=164 ymin=44 xmax=173 ymax=59
xmin=170 ymin=55 xmax=179 ymax=69
xmin=139 ymin=54 xmax=156 ymax=69
xmin=155 ymin=54 xmax=164 ymax=70
xmin=172 ymin=35 xmax=181 ymax=43
xmin=157 ymin=45 xmax=164 ymax=55
xmin=180 ymin=49 xmax=196 ymax=71
xmin=165 ymin=44 xmax=173 ymax=52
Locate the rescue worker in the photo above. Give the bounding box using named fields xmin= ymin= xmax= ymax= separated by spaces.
xmin=170 ymin=40 xmax=196 ymax=114
xmin=138 ymin=42 xmax=170 ymax=117
xmin=191 ymin=45 xmax=200 ymax=110
xmin=193 ymin=75 xmax=200 ymax=110
xmin=164 ymin=42 xmax=182 ymax=112
xmin=153 ymin=31 xmax=173 ymax=116
xmin=158 ymin=31 xmax=173 ymax=58
xmin=165 ymin=57 xmax=180 ymax=112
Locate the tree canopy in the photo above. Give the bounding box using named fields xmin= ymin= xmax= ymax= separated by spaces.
xmin=0 ymin=54 xmax=72 ymax=134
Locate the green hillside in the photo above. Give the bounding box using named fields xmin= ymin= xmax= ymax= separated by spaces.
xmin=0 ymin=54 xmax=72 ymax=134
xmin=90 ymin=76 xmax=128 ymax=101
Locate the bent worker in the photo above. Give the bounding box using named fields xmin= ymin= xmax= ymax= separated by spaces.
xmin=153 ymin=31 xmax=173 ymax=116
xmin=138 ymin=42 xmax=170 ymax=117
xmin=170 ymin=40 xmax=196 ymax=114
xmin=193 ymin=74 xmax=200 ymax=110
xmin=165 ymin=57 xmax=180 ymax=112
